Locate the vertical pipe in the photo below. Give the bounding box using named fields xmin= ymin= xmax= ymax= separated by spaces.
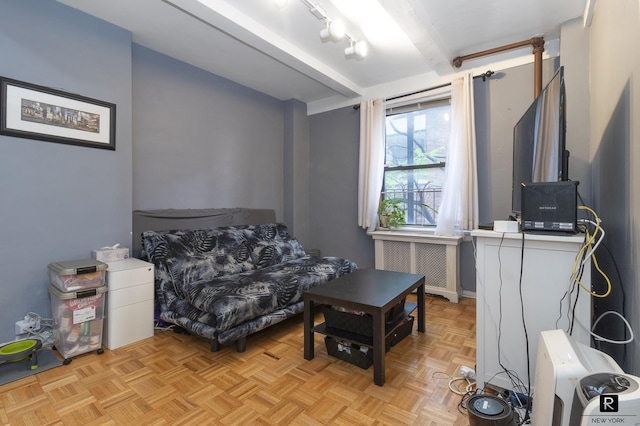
xmin=532 ymin=37 xmax=545 ymax=97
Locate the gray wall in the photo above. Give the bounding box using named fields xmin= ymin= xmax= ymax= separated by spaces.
xmin=475 ymin=59 xmax=560 ymax=224
xmin=131 ymin=45 xmax=285 ymax=218
xmin=307 ymin=58 xmax=585 ymax=295
xmin=561 ymin=18 xmax=592 ymax=207
xmin=309 ymin=106 xmax=374 ymax=267
xmin=0 ymin=0 xmax=133 ymax=344
xmin=0 ymin=2 xmax=288 ymax=345
xmin=283 ymin=99 xmax=311 ymax=247
xmin=589 ymin=0 xmax=640 ymax=374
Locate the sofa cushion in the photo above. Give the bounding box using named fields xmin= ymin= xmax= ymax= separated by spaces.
xmin=183 ymin=255 xmax=357 ymax=332
xmin=250 ymin=239 xmax=306 ymax=269
xmin=142 ymin=223 xmax=306 ymax=298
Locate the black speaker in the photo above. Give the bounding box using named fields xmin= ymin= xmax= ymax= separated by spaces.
xmin=467 ymin=395 xmax=517 ymax=426
xmin=521 ymin=181 xmax=578 ymax=233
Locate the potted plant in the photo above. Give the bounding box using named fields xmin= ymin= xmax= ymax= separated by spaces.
xmin=377 ymin=198 xmax=406 ymax=229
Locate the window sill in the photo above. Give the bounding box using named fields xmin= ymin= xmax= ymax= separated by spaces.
xmin=368 ymin=227 xmax=462 ymax=245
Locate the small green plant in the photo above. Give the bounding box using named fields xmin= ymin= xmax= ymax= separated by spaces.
xmin=378 ymin=198 xmax=406 ymax=229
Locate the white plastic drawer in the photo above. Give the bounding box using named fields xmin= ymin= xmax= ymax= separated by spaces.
xmin=108 ymin=282 xmax=153 ymax=309
xmin=104 ymin=299 xmax=154 ymax=349
xmin=107 ymin=259 xmax=154 ymax=291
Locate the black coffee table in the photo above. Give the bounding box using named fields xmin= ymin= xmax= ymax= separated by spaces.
xmin=303 ymin=269 xmax=425 ymax=386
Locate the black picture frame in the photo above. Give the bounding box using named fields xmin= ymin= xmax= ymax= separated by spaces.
xmin=0 ymin=77 xmax=116 ymax=150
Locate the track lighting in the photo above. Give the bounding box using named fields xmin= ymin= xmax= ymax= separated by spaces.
xmin=344 ymin=39 xmax=367 ymax=59
xmin=297 ymin=0 xmax=367 ymax=60
xmin=319 ymin=20 xmax=345 ymax=43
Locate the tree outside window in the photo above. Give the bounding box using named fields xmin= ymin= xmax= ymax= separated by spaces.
xmin=383 ymin=99 xmax=451 ymax=226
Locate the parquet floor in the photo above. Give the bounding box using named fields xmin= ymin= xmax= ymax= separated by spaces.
xmin=0 ymin=295 xmax=476 ymax=426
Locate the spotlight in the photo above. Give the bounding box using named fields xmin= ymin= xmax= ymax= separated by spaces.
xmin=300 ymin=0 xmax=368 ymax=60
xmin=320 ymin=20 xmax=345 ymax=42
xmin=344 ymin=40 xmax=367 ymax=59
xmin=273 ymin=0 xmax=288 ymax=8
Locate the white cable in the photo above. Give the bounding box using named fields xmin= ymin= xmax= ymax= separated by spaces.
xmin=574 ymin=218 xmax=632 ymax=344
xmin=592 ymin=310 xmax=635 ymax=344
xmin=16 ymin=311 xmax=55 ymax=347
xmin=575 ymin=310 xmax=635 ymax=344
xmin=576 ymin=219 xmax=605 ymax=269
xmin=448 ymin=376 xmax=475 ymax=395
xmin=433 ymin=371 xmax=476 ymax=396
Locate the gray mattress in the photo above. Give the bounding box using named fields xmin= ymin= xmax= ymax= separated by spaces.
xmin=132 ymin=208 xmax=276 ymax=257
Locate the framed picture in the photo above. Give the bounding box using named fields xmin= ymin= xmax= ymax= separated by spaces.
xmin=0 ymin=77 xmax=116 ymax=150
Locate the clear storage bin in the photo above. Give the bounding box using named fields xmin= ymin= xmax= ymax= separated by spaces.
xmin=48 ymin=285 xmax=107 ymax=360
xmin=48 ymin=259 xmax=108 ymax=292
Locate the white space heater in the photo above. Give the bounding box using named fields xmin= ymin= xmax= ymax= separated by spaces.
xmin=530 ymin=329 xmax=640 ymax=426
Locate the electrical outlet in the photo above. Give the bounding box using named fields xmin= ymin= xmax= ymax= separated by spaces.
xmin=15 ymin=317 xmax=40 ymax=334
xmin=459 ymin=365 xmax=476 ymax=379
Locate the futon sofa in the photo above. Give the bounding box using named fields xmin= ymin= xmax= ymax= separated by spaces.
xmin=141 ymin=221 xmax=357 ymax=352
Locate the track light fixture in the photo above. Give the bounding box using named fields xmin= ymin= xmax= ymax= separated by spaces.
xmin=319 ymin=20 xmax=345 ymax=43
xmin=298 ymin=0 xmax=367 ymax=60
xmin=344 ymin=39 xmax=367 ymax=59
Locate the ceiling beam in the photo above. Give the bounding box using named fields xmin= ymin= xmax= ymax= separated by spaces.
xmin=163 ymin=0 xmax=363 ymax=98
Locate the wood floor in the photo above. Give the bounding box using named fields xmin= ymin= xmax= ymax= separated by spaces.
xmin=0 ymin=295 xmax=476 ymax=426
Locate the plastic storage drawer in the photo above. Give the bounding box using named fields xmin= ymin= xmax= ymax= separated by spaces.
xmin=48 ymin=259 xmax=108 ymax=292
xmin=49 ymin=285 xmax=107 ymax=360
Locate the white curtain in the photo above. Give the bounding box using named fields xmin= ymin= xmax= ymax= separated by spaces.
xmin=434 ymin=73 xmax=479 ymax=236
xmin=357 ymin=99 xmax=386 ymax=232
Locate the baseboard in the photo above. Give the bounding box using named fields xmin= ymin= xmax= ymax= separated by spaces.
xmin=462 ymin=290 xmax=476 ymax=299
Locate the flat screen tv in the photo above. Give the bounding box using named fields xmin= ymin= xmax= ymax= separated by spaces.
xmin=511 ymin=66 xmax=568 ymax=214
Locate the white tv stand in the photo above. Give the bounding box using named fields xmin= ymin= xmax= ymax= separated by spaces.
xmin=472 ymin=230 xmax=592 ymax=391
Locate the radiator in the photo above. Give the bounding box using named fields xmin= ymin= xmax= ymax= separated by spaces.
xmin=371 ymin=232 xmax=462 ymax=303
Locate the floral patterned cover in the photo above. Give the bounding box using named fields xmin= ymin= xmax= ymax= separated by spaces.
xmin=142 ymin=223 xmax=357 ymax=346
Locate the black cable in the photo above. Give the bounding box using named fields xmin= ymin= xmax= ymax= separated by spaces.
xmin=568 ymin=231 xmax=589 ymax=336
xmin=458 ymin=389 xmax=475 ymax=415
xmin=494 ymin=233 xmax=529 ymax=396
xmin=575 ymin=191 xmax=628 ymax=364
xmin=496 ymin=233 xmax=506 ymax=373
xmin=518 ymin=232 xmax=532 ymax=421
xmin=597 ymin=241 xmax=628 ymax=366
xmin=563 ymin=228 xmax=587 ymax=335
xmin=555 ymin=269 xmax=580 ymax=334
xmin=569 ymin=273 xmax=581 ymax=335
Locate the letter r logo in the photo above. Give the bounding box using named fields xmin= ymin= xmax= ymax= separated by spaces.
xmin=600 ymin=395 xmax=618 ymax=412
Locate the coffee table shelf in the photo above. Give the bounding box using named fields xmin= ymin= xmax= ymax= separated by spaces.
xmin=313 ymin=302 xmax=417 ymax=348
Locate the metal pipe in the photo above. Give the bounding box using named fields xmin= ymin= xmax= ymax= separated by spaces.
xmin=531 ymin=38 xmax=545 ymax=97
xmin=452 ymin=37 xmax=545 ymax=97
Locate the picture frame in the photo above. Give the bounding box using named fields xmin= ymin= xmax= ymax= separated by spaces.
xmin=0 ymin=77 xmax=116 ymax=150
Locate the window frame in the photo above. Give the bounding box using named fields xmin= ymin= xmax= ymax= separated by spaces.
xmin=382 ymin=88 xmax=452 ymax=227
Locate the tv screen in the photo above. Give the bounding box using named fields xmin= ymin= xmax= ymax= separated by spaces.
xmin=511 ymin=66 xmax=567 ymax=214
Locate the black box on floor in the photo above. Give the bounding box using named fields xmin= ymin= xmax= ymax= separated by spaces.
xmin=321 ymin=299 xmax=406 ymax=337
xmin=385 ymin=315 xmax=414 ymax=351
xmin=325 ymin=337 xmax=373 ymax=369
xmin=324 ymin=316 xmax=414 ymax=369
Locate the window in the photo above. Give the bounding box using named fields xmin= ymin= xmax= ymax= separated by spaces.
xmin=382 ymin=97 xmax=451 ymax=226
